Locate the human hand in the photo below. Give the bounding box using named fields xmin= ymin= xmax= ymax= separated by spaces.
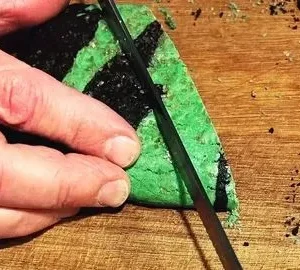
xmin=0 ymin=1 xmax=141 ymax=239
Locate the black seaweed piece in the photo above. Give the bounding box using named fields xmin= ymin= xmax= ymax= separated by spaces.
xmin=84 ymin=21 xmax=164 ymax=129
xmin=214 ymin=153 xmax=230 ymax=211
xmin=0 ymin=4 xmax=102 ymax=81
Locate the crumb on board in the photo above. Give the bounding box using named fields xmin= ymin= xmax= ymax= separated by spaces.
xmin=268 ymin=127 xmax=274 ymax=134
xmin=255 ymin=0 xmax=264 ymax=5
xmin=228 ymin=2 xmax=240 ymax=17
xmin=292 ymin=225 xmax=299 ymax=236
xmin=283 ymin=50 xmax=293 ymax=62
xmin=251 ymin=90 xmax=257 ymax=98
xmin=284 ymin=216 xmax=300 ymax=242
xmin=243 ymin=242 xmax=249 ymax=247
xmin=269 ymin=1 xmax=288 ymax=16
xmin=158 ymin=7 xmax=177 ymax=30
xmin=191 ymin=8 xmax=202 ymax=20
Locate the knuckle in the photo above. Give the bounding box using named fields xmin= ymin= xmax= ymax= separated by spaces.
xmin=52 ymin=167 xmax=72 ymax=209
xmin=0 ymin=69 xmax=40 ymax=128
xmin=67 ymin=119 xmax=92 ymax=150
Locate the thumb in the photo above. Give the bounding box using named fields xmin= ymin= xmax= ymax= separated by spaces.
xmin=0 ymin=0 xmax=69 ymax=36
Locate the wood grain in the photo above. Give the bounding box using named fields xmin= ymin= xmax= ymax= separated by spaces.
xmin=1 ymin=0 xmax=300 ymax=269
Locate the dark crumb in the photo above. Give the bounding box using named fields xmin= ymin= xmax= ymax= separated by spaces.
xmin=285 ymin=219 xmax=292 ymax=226
xmin=285 ymin=196 xmax=290 ymax=200
xmin=276 ymin=62 xmax=280 ymax=65
xmin=294 ymin=17 xmax=300 ymax=22
xmin=290 ymin=9 xmax=295 ymax=13
xmin=291 ymin=183 xmax=296 ymax=187
xmin=280 ymin=7 xmax=288 ymax=14
xmin=297 ymin=183 xmax=300 ymax=186
xmin=292 ymin=217 xmax=296 ymax=221
xmin=298 ymin=0 xmax=300 ymax=10
xmin=291 ymin=177 xmax=294 ymax=180
xmin=243 ymin=242 xmax=249 ymax=247
xmin=191 ymin=8 xmax=202 ymax=20
xmin=269 ymin=1 xmax=288 ymax=16
xmin=292 ymin=225 xmax=299 ymax=236
xmin=270 ymin=4 xmax=278 ymax=15
xmin=286 ymin=233 xmax=291 ymax=237
xmin=219 ymin=11 xmax=224 ymax=18
xmin=296 ymin=169 xmax=299 ymax=174
xmin=293 ymin=194 xmax=296 ymax=202
xmin=268 ymin=127 xmax=274 ymax=134
xmin=291 ymin=25 xmax=298 ymax=29
xmin=193 ymin=22 xmax=196 ymax=26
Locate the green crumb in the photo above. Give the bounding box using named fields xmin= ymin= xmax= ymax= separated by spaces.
xmin=223 ymin=209 xmax=240 ymax=228
xmin=228 ymin=2 xmax=240 ymax=17
xmin=76 ymin=12 xmax=86 ymax=17
xmin=158 ymin=7 xmax=177 ymax=30
xmin=84 ymin=4 xmax=100 ymax=11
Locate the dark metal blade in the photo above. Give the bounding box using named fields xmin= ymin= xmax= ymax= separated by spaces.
xmin=98 ymin=1 xmax=242 ymax=269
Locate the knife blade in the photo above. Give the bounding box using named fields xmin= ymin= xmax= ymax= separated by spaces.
xmin=98 ymin=1 xmax=242 ymax=269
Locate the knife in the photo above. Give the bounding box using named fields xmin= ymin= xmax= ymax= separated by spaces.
xmin=98 ymin=1 xmax=242 ymax=269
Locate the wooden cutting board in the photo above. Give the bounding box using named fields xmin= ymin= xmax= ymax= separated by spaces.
xmin=1 ymin=0 xmax=300 ymax=269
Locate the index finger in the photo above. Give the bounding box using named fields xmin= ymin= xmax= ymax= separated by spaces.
xmin=0 ymin=50 xmax=141 ymax=168
xmin=0 ymin=0 xmax=69 ymax=36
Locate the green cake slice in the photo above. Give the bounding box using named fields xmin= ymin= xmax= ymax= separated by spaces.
xmin=0 ymin=3 xmax=239 ymax=222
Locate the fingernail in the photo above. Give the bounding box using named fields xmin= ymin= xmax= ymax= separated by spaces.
xmin=104 ymin=136 xmax=140 ymax=167
xmin=97 ymin=179 xmax=129 ymax=207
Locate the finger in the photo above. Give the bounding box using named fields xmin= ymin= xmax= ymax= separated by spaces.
xmin=0 ymin=142 xmax=130 ymax=209
xmin=0 ymin=0 xmax=69 ymax=36
xmin=0 ymin=50 xmax=141 ymax=168
xmin=0 ymin=131 xmax=6 ymax=144
xmin=0 ymin=207 xmax=78 ymax=239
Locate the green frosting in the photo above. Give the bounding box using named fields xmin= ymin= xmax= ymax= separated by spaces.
xmin=62 ymin=4 xmax=239 ymax=219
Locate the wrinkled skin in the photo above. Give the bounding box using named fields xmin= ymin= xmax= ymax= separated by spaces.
xmin=0 ymin=0 xmax=141 ymax=239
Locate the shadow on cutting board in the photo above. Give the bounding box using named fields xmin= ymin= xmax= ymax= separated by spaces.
xmin=176 ymin=172 xmax=213 ymax=270
xmin=0 ymin=207 xmax=123 ymax=250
